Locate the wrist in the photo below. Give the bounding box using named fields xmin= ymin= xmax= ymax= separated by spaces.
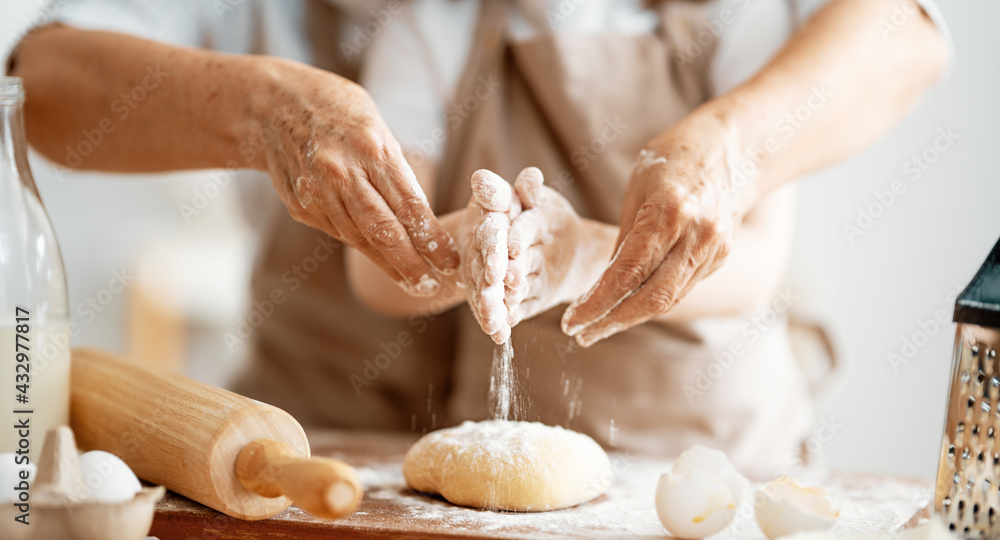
xmin=681 ymin=98 xmax=762 ymax=217
xmin=236 ymin=55 xmax=296 ymax=171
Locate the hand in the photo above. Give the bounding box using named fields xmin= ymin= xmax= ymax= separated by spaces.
xmin=461 ymin=169 xmax=522 ymax=344
xmin=504 ymin=168 xmax=591 ymax=327
xmin=561 ymin=116 xmax=747 ymax=347
xmin=258 ymin=59 xmax=459 ymax=296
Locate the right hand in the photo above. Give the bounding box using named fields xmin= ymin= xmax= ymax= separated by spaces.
xmin=256 ymin=59 xmax=459 ymax=296
xmin=503 ymin=167 xmax=588 ymax=328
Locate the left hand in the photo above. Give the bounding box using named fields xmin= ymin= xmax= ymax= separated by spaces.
xmin=561 ymin=116 xmax=750 ymax=347
xmin=461 ymin=169 xmax=522 ymax=344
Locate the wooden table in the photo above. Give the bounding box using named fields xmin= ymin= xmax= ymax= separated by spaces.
xmin=149 ymin=430 xmax=934 ymax=539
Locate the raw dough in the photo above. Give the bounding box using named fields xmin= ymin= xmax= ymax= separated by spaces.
xmin=403 ymin=420 xmax=611 ymax=512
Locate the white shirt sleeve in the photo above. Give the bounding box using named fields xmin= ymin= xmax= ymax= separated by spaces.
xmin=49 ymin=0 xmax=212 ymax=49
xmin=43 ymin=0 xmax=313 ymax=62
xmin=711 ymin=0 xmax=954 ymax=98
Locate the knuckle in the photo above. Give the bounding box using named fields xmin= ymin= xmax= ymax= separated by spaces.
xmin=339 ymin=225 xmax=367 ymax=248
xmin=643 ymin=288 xmax=676 ymax=314
xmin=366 ymin=218 xmax=407 ymax=249
xmin=396 ymin=196 xmax=431 ymax=227
xmin=633 ymin=202 xmax=667 ymax=231
xmin=695 ymin=217 xmax=722 ymax=240
xmin=612 ymin=259 xmax=648 ymax=291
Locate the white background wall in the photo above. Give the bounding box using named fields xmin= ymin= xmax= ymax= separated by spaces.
xmin=1 ymin=0 xmax=997 ymax=480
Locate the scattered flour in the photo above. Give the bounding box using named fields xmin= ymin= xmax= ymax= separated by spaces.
xmin=339 ymin=458 xmax=933 ymax=539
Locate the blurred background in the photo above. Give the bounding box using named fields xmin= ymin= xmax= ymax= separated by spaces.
xmin=1 ymin=0 xmax=997 ymax=480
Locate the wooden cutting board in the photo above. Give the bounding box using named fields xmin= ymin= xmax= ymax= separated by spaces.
xmin=150 ymin=430 xmax=933 ymax=539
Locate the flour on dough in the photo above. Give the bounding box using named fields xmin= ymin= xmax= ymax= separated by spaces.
xmin=403 ymin=420 xmax=611 ymax=512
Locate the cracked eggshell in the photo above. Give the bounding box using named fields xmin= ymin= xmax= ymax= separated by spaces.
xmin=655 ymin=446 xmax=750 ymax=539
xmin=754 ymin=476 xmax=839 ymax=540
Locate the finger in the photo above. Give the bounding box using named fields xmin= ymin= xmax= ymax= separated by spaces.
xmin=508 ymin=298 xmax=541 ymax=328
xmin=508 ymin=209 xmax=547 ymax=259
xmin=324 ymin=213 xmax=405 ymax=284
xmin=478 ymin=276 xmax=508 ymax=336
xmin=471 ymin=169 xmax=514 ymax=212
xmin=466 ymin=219 xmax=509 ymax=336
xmin=341 ymin=175 xmax=441 ymax=296
xmin=572 ymin=242 xmax=704 ymax=347
xmin=369 ymin=151 xmax=461 ymax=275
xmin=561 ymin=205 xmax=678 ymax=335
xmin=490 ymin=325 xmax=512 ymax=345
xmin=465 ymin=251 xmax=486 ymax=323
xmin=514 ymin=167 xmax=546 ymax=209
xmin=475 ymin=213 xmax=509 ymax=286
xmin=505 ymin=246 xmax=543 ymax=309
xmin=505 ymin=259 xmax=526 ymax=290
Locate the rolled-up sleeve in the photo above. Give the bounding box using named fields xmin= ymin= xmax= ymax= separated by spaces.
xmin=711 ymin=0 xmax=953 ymax=98
xmin=44 ymin=0 xmax=211 ymax=48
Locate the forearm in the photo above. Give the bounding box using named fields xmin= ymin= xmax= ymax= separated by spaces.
xmin=11 ymin=24 xmax=287 ymax=171
xmin=700 ymin=0 xmax=948 ymax=209
xmin=346 ymin=210 xmax=466 ymax=316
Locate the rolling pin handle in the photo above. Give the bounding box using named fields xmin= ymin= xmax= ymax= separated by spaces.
xmin=235 ymin=439 xmax=363 ymax=520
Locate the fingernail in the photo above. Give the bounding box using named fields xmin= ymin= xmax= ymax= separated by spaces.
xmin=562 ymin=309 xmax=583 ymax=336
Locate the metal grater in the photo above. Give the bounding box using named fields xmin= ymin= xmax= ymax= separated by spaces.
xmin=936 ymin=237 xmax=1000 ymax=537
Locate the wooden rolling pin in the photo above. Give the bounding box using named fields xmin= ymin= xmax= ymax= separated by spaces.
xmin=69 ymin=348 xmax=363 ymax=521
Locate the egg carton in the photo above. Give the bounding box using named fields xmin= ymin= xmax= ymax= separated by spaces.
xmin=0 ymin=426 xmax=163 ymax=540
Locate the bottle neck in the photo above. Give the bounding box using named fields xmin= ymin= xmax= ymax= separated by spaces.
xmin=0 ymin=99 xmax=39 ymax=198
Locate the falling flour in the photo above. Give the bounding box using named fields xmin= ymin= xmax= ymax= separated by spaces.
xmin=489 ymin=340 xmax=520 ymax=421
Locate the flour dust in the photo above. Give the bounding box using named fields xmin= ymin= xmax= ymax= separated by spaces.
xmin=489 ymin=339 xmax=523 ymax=421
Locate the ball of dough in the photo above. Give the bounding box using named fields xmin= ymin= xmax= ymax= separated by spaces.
xmin=403 ymin=420 xmax=611 ymax=512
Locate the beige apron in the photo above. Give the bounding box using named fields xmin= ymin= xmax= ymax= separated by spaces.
xmin=236 ymin=0 xmax=814 ymax=476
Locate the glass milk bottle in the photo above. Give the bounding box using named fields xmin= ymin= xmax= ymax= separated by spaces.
xmin=0 ymin=77 xmax=71 ymax=466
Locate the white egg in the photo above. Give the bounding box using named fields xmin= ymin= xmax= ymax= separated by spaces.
xmin=78 ymin=450 xmax=142 ymax=503
xmin=655 ymin=445 xmax=750 ymax=539
xmin=0 ymin=452 xmax=36 ymax=502
xmin=754 ymin=476 xmax=839 ymax=539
